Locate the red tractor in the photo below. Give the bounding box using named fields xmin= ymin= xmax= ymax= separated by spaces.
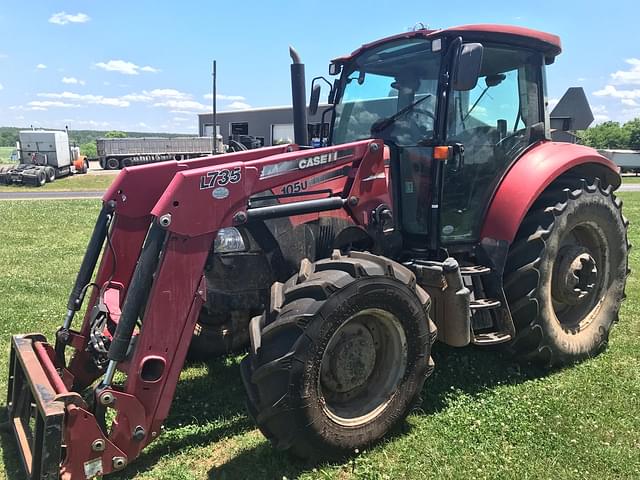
xmin=7 ymin=24 xmax=629 ymax=478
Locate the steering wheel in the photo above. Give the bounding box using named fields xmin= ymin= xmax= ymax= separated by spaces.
xmin=496 ymin=127 xmax=529 ymax=158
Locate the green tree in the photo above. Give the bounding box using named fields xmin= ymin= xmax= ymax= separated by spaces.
xmin=579 ymin=121 xmax=630 ymax=149
xmin=105 ymin=130 xmax=127 ymax=138
xmin=80 ymin=142 xmax=97 ymax=158
xmin=623 ymin=118 xmax=640 ymax=150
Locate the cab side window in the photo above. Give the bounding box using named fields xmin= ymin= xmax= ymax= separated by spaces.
xmin=440 ymin=46 xmax=543 ymax=243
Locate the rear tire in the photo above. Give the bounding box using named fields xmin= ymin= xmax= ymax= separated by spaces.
xmin=504 ymin=178 xmax=629 ymax=366
xmin=0 ymin=166 xmax=10 ymax=185
xmin=241 ymin=251 xmax=436 ymax=460
xmin=105 ymin=157 xmax=120 ymax=170
xmin=44 ymin=166 xmax=56 ymax=182
xmin=35 ymin=169 xmax=46 ymax=186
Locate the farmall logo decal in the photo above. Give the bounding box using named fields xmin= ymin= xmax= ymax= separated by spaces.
xmin=298 ymin=151 xmax=338 ymax=170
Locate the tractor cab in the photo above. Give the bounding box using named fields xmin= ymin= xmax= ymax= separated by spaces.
xmin=325 ymin=25 xmax=561 ymax=251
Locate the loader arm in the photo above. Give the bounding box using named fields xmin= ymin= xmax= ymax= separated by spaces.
xmin=7 ymin=139 xmax=387 ymax=479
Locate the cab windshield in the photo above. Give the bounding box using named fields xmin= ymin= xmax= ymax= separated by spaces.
xmin=332 ymin=38 xmax=442 ymax=146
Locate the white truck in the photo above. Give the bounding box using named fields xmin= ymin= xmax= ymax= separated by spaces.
xmin=0 ymin=129 xmax=88 ymax=186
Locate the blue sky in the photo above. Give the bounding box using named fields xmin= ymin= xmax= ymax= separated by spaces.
xmin=0 ymin=0 xmax=638 ymax=133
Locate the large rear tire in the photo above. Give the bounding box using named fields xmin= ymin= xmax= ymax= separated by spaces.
xmin=241 ymin=251 xmax=436 ymax=460
xmin=504 ymin=178 xmax=629 ymax=366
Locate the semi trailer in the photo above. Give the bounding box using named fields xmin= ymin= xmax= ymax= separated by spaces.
xmin=0 ymin=129 xmax=88 ymax=187
xmin=599 ymin=149 xmax=640 ymax=175
xmin=97 ymin=136 xmax=223 ymax=170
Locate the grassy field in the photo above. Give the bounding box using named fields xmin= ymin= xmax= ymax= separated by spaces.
xmin=0 ymin=174 xmax=115 ymax=193
xmin=0 ymin=197 xmax=638 ymax=479
xmin=622 ymin=175 xmax=640 ymax=184
xmin=0 ymin=148 xmax=14 ymax=165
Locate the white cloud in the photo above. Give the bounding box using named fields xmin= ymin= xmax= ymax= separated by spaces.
xmin=622 ymin=98 xmax=639 ymax=107
xmin=172 ymin=117 xmax=188 ymax=122
xmin=547 ymin=97 xmax=559 ymax=110
xmin=593 ymin=85 xmax=640 ymax=100
xmin=28 ymin=100 xmax=79 ymax=109
xmin=204 ymin=93 xmax=246 ymax=101
xmin=121 ymin=93 xmax=153 ymax=102
xmin=138 ymin=122 xmax=148 ymax=128
xmin=95 ymin=59 xmax=160 ymax=75
xmin=0 ymin=83 xmax=3 ymax=91
xmin=0 ymin=53 xmax=7 ymax=59
xmin=227 ymin=101 xmax=251 ymax=110
xmin=37 ymin=91 xmax=130 ymax=107
xmin=71 ymin=120 xmax=112 ymax=128
xmin=146 ymin=88 xmax=190 ymax=99
xmin=62 ymin=76 xmax=85 ymax=85
xmin=153 ymin=99 xmax=209 ymax=112
xmin=119 ymin=89 xmax=190 ymax=103
xmin=169 ymin=109 xmax=200 ymax=115
xmin=49 ymin=12 xmax=91 ymax=25
xmin=594 ymin=114 xmax=610 ymax=123
xmin=611 ymin=58 xmax=640 ymax=85
xmin=36 ymin=64 xmax=47 ymax=70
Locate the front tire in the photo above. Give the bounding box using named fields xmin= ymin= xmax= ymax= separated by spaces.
xmin=504 ymin=178 xmax=629 ymax=366
xmin=241 ymin=251 xmax=436 ymax=460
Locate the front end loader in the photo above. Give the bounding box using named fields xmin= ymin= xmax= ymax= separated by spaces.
xmin=6 ymin=24 xmax=628 ymax=478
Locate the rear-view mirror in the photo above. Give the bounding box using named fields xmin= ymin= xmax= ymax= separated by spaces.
xmin=309 ymin=83 xmax=321 ymax=115
xmin=309 ymin=76 xmax=334 ymax=115
xmin=452 ymin=43 xmax=483 ymax=91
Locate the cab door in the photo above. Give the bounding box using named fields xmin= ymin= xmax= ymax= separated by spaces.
xmin=439 ymin=45 xmax=545 ymax=244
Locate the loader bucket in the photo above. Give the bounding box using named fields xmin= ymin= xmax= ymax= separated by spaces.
xmin=7 ymin=334 xmax=66 ymax=480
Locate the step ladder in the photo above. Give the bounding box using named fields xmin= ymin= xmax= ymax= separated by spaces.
xmin=461 ymin=264 xmax=513 ymax=345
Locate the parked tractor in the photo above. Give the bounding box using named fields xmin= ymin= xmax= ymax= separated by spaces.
xmin=6 ymin=24 xmax=629 ymax=479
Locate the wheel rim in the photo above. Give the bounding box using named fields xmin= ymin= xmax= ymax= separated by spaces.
xmin=319 ymin=308 xmax=407 ymax=427
xmin=550 ymin=221 xmax=609 ymax=329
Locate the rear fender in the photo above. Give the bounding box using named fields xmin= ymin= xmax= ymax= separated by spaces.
xmin=481 ymin=141 xmax=620 ymax=244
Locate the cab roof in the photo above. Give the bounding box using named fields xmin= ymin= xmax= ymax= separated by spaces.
xmin=332 ymin=24 xmax=562 ymax=64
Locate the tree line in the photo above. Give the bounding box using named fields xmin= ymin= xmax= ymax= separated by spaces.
xmin=577 ymin=119 xmax=640 ymax=150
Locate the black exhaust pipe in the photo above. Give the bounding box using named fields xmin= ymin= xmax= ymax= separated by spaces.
xmin=289 ymin=46 xmax=308 ymax=146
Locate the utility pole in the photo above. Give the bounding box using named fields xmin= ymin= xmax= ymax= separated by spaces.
xmin=211 ymin=60 xmax=217 ymax=154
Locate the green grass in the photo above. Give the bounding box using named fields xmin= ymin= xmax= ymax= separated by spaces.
xmin=0 ymin=197 xmax=639 ymax=479
xmin=0 ymin=174 xmax=115 ymax=192
xmin=0 ymin=148 xmax=14 ymax=165
xmin=622 ymin=175 xmax=640 ymax=184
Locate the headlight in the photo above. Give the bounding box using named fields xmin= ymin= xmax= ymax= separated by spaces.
xmin=213 ymin=227 xmax=246 ymax=253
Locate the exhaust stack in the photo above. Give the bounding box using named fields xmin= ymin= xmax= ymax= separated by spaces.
xmin=289 ymin=46 xmax=308 ymax=146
